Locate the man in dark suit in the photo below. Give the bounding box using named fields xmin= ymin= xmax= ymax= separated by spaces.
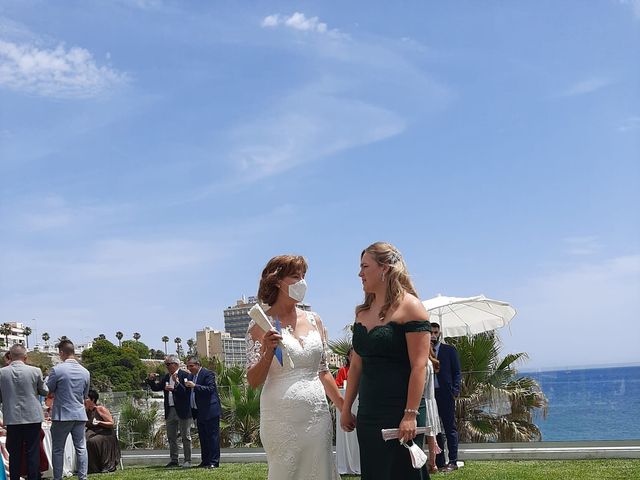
xmin=431 ymin=322 xmax=462 ymax=472
xmin=146 ymin=354 xmax=192 ymax=468
xmin=176 ymin=356 xmax=220 ymax=468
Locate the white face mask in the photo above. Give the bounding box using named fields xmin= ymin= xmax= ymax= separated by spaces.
xmin=287 ymin=279 xmax=307 ymax=302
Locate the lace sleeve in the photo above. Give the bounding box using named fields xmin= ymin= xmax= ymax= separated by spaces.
xmin=245 ymin=320 xmax=263 ymax=370
xmin=309 ymin=312 xmax=330 ymax=373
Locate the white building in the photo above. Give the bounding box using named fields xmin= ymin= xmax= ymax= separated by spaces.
xmin=0 ymin=322 xmax=27 ymax=348
xmin=196 ymin=327 xmax=246 ymax=367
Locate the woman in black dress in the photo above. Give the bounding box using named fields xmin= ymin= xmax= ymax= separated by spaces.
xmin=84 ymin=390 xmax=121 ymax=473
xmin=340 ymin=242 xmax=432 ymax=480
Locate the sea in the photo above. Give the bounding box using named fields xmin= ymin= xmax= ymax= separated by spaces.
xmin=525 ymin=365 xmax=640 ymax=441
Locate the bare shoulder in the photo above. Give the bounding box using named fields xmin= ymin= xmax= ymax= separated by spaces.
xmin=397 ymin=293 xmax=430 ymax=323
xmin=96 ymin=405 xmax=111 ymax=416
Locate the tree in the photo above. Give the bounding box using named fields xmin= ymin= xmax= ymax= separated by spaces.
xmin=215 ymin=361 xmax=261 ymax=447
xmin=26 ymin=350 xmax=53 ymax=376
xmin=56 ymin=335 xmax=68 ymax=345
xmin=81 ymin=339 xmax=147 ymax=392
xmin=173 ymin=337 xmax=182 ymax=355
xmin=0 ymin=323 xmax=12 ymax=347
xmin=133 ymin=332 xmax=141 ymax=342
xmin=115 ymin=331 xmax=124 ymax=347
xmin=42 ymin=332 xmax=50 ymax=345
xmin=161 ymin=336 xmax=169 ymax=355
xmin=186 ymin=338 xmax=196 ymax=356
xmin=121 ymin=340 xmax=150 ymax=359
xmin=24 ymin=326 xmax=32 ymax=348
xmin=449 ymin=332 xmax=548 ymax=442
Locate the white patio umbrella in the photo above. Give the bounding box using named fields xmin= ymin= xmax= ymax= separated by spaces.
xmin=422 ymin=294 xmax=516 ymax=338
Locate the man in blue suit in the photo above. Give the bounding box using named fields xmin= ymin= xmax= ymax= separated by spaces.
xmin=431 ymin=322 xmax=462 ymax=472
xmin=146 ymin=354 xmax=192 ymax=468
xmin=176 ymin=356 xmax=220 ymax=468
xmin=46 ymin=339 xmax=90 ymax=480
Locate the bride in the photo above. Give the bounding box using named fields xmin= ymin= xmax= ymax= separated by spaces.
xmin=246 ymin=255 xmax=343 ymax=480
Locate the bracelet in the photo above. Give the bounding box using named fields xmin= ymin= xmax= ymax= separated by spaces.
xmin=404 ymin=408 xmax=419 ymax=415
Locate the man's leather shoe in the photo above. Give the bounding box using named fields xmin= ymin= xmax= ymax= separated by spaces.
xmin=442 ymin=463 xmax=458 ymax=472
xmin=165 ymin=461 xmax=179 ymax=468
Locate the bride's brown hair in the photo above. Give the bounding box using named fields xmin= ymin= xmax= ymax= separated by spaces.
xmin=257 ymin=255 xmax=308 ymax=306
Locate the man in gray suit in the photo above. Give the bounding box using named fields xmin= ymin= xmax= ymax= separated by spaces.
xmin=0 ymin=344 xmax=49 ymax=480
xmin=46 ymin=339 xmax=90 ymax=480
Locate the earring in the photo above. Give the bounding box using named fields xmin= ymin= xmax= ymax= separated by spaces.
xmin=381 ymin=271 xmax=386 ymax=282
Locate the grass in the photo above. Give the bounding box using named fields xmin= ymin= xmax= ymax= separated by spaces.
xmin=94 ymin=460 xmax=640 ymax=480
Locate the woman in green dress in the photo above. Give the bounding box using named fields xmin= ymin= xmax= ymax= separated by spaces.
xmin=340 ymin=242 xmax=432 ymax=480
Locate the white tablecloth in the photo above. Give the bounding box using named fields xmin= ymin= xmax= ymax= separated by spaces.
xmin=42 ymin=423 xmax=77 ymax=478
xmin=335 ymin=390 xmax=360 ymax=475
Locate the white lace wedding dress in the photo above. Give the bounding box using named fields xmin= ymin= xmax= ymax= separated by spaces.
xmin=246 ymin=311 xmax=340 ymax=480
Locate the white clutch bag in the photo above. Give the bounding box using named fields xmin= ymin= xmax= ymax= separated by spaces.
xmin=248 ymin=303 xmax=294 ymax=368
xmin=381 ymin=426 xmax=432 ymax=441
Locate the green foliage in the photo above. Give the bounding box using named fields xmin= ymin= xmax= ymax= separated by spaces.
xmin=81 ymin=339 xmax=147 ymax=392
xmin=328 ymin=336 xmax=352 ymax=359
xmin=77 ymin=460 xmax=640 ymax=480
xmin=448 ymin=332 xmax=548 ymax=442
xmin=26 ymin=350 xmax=54 ymax=376
xmin=213 ymin=361 xmax=261 ymax=447
xmin=121 ymin=339 xmax=150 ymax=359
xmin=118 ymin=397 xmax=160 ymax=448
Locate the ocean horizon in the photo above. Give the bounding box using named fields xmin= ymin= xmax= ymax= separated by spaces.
xmin=526 ymin=365 xmax=640 ymax=442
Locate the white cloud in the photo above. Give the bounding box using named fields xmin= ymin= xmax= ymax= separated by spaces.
xmin=502 ymin=255 xmax=640 ymax=369
xmin=618 ymin=116 xmax=640 ymax=132
xmin=560 ymin=77 xmax=612 ymax=97
xmin=563 ymin=236 xmax=601 ymax=256
xmin=262 ymin=12 xmax=335 ymax=35
xmin=4 ymin=194 xmax=127 ymax=232
xmin=618 ymin=0 xmax=640 ymax=20
xmin=261 ymin=14 xmax=280 ymax=28
xmin=227 ymin=88 xmax=406 ymax=182
xmin=0 ymin=39 xmax=128 ymax=98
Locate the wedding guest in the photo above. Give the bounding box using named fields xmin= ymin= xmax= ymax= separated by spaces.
xmin=145 ymin=355 xmax=192 ymax=468
xmin=47 ymin=339 xmax=90 ymax=480
xmin=335 ymin=348 xmax=354 ymax=388
xmin=84 ymin=390 xmax=121 ymax=473
xmin=431 ymin=322 xmax=461 ymax=472
xmin=341 ymin=242 xmax=431 ymax=480
xmin=0 ymin=344 xmax=48 ymax=480
xmin=174 ymin=357 xmax=220 ymax=469
xmin=423 ymin=345 xmax=443 ymax=474
xmin=246 ymin=255 xmax=343 ymax=480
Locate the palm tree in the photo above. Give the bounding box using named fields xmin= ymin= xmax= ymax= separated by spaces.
xmin=24 ymin=326 xmax=32 ymax=348
xmin=186 ymin=338 xmax=195 ymax=355
xmin=115 ymin=331 xmax=124 ymax=347
xmin=42 ymin=332 xmax=50 ymax=346
xmin=98 ymin=333 xmax=106 ymax=340
xmin=133 ymin=332 xmax=141 ymax=342
xmin=216 ymin=362 xmax=261 ymax=447
xmin=173 ymin=337 xmax=182 ymax=355
xmin=328 ymin=336 xmax=353 ymax=375
xmin=56 ymin=335 xmax=68 ymax=345
xmin=161 ymin=336 xmax=169 ymax=354
xmin=0 ymin=323 xmax=12 ymax=347
xmin=449 ymin=332 xmax=548 ymax=442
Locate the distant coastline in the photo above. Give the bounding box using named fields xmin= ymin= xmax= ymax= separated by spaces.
xmin=521 ymin=361 xmax=640 ymax=373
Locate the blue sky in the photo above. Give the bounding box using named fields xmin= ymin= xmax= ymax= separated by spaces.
xmin=1 ymin=1 xmax=638 ymax=370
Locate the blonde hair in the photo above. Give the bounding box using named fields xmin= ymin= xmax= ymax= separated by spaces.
xmin=258 ymin=255 xmax=308 ymax=306
xmin=355 ymin=242 xmax=418 ymax=321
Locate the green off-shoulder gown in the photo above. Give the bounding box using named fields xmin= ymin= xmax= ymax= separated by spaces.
xmin=352 ymin=320 xmax=431 ymax=480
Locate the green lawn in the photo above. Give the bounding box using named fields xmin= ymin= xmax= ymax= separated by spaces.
xmin=98 ymin=460 xmax=640 ymax=480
